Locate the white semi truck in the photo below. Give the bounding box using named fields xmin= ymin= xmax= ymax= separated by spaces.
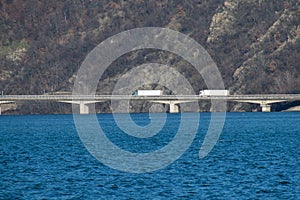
xmin=132 ymin=90 xmax=162 ymax=96
xmin=199 ymin=90 xmax=230 ymax=96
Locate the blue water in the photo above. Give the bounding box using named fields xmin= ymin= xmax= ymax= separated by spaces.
xmin=1 ymin=113 xmax=299 ymax=199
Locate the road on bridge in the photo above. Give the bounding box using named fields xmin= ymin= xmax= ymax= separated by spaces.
xmin=1 ymin=94 xmax=300 ymax=113
xmin=1 ymin=94 xmax=300 ymax=101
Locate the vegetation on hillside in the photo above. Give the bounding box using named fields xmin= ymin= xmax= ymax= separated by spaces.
xmin=0 ymin=0 xmax=299 ymax=113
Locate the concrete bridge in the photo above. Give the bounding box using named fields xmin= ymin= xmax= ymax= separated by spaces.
xmin=0 ymin=94 xmax=300 ymax=114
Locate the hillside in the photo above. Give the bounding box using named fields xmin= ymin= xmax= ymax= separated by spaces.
xmin=0 ymin=0 xmax=299 ymax=113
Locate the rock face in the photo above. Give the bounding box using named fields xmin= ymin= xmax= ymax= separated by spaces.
xmin=231 ymin=4 xmax=300 ymax=94
xmin=207 ymin=0 xmax=238 ymax=43
xmin=0 ymin=0 xmax=299 ymax=113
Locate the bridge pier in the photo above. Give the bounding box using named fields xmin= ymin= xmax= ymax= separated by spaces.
xmin=149 ymin=100 xmax=180 ymax=113
xmin=150 ymin=100 xmax=196 ymax=113
xmin=0 ymin=101 xmax=15 ymax=115
xmin=261 ymin=104 xmax=271 ymax=112
xmin=234 ymin=100 xmax=287 ymax=112
xmin=79 ymin=103 xmax=89 ymax=114
xmin=169 ymin=103 xmax=179 ymax=113
xmin=60 ymin=101 xmax=103 ymax=114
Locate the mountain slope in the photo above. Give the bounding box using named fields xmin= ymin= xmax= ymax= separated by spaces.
xmin=0 ymin=0 xmax=299 ymax=113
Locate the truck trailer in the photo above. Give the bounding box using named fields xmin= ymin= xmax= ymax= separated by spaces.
xmin=199 ymin=90 xmax=229 ymax=96
xmin=132 ymin=90 xmax=162 ymax=96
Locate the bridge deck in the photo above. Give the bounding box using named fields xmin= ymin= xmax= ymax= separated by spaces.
xmin=0 ymin=94 xmax=300 ymax=101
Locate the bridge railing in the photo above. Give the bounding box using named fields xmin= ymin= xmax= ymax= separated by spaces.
xmin=0 ymin=94 xmax=300 ymax=101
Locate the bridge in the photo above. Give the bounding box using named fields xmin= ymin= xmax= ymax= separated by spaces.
xmin=0 ymin=94 xmax=300 ymax=114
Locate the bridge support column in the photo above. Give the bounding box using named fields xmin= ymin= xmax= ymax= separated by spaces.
xmin=59 ymin=101 xmax=91 ymax=114
xmin=234 ymin=100 xmax=287 ymax=112
xmin=261 ymin=104 xmax=271 ymax=112
xmin=0 ymin=101 xmax=15 ymax=115
xmin=79 ymin=103 xmax=89 ymax=114
xmin=59 ymin=100 xmax=104 ymax=114
xmin=169 ymin=103 xmax=179 ymax=113
xmin=150 ymin=100 xmax=195 ymax=113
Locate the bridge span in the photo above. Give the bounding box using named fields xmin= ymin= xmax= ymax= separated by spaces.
xmin=0 ymin=94 xmax=300 ymax=114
